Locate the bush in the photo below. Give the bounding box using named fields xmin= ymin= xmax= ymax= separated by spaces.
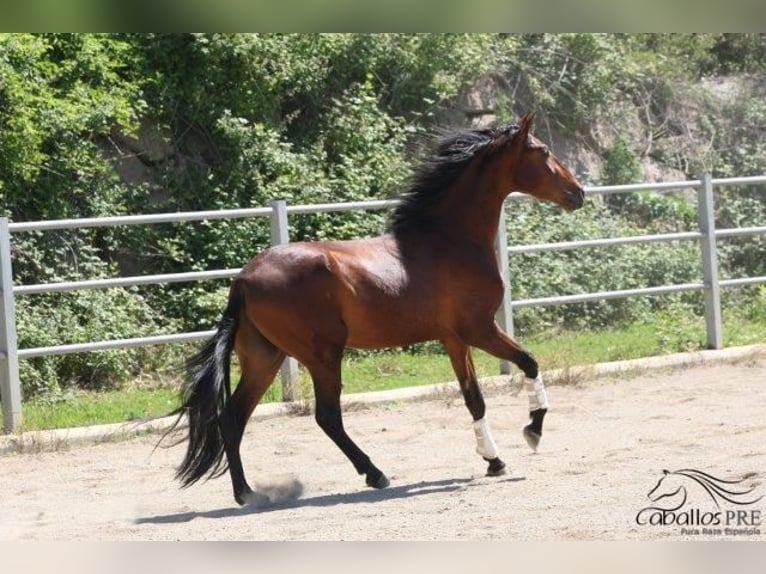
xmin=602 ymin=137 xmax=642 ymax=186
xmin=507 ymin=193 xmax=701 ymax=334
xmin=15 ymin=288 xmax=181 ymax=398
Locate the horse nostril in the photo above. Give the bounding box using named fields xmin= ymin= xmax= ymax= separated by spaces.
xmin=568 ymin=187 xmax=585 ymax=209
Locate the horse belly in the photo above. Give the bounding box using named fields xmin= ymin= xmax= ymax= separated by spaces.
xmin=343 ymin=300 xmax=436 ymax=349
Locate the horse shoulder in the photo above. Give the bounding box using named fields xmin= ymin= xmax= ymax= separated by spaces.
xmin=446 ymin=245 xmax=504 ymax=293
xmin=322 ymin=239 xmax=409 ymax=298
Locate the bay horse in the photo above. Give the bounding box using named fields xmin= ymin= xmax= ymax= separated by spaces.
xmin=167 ymin=113 xmax=585 ymax=506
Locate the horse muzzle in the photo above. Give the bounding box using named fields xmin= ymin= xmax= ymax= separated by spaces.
xmin=565 ymin=185 xmax=585 ymax=211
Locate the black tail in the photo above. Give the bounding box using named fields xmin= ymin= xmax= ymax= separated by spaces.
xmin=166 ymin=284 xmax=243 ymax=488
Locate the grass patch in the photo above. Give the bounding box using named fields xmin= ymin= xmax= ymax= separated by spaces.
xmin=3 ymin=310 xmax=764 ymax=433
xmin=18 ymin=388 xmax=179 ymax=432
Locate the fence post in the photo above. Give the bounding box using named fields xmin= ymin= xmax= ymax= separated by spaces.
xmin=269 ymin=200 xmax=300 ymax=401
xmin=0 ymin=217 xmax=22 ymax=433
xmin=494 ymin=201 xmax=513 ymax=375
xmin=697 ymin=172 xmax=723 ymax=350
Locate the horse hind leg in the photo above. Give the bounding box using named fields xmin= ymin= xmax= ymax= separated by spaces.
xmin=306 ymin=354 xmax=389 ymax=490
xmin=221 ymin=321 xmax=285 ymax=506
xmin=444 ymin=337 xmax=507 ymax=477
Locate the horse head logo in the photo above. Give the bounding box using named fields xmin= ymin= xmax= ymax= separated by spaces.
xmin=647 ymin=469 xmax=762 ymax=510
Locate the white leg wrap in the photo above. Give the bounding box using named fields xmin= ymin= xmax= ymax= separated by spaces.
xmin=472 ymin=417 xmax=500 ymax=459
xmin=524 ymin=375 xmax=549 ymax=411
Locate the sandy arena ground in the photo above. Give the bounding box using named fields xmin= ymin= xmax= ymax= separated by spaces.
xmin=1 ymin=352 xmax=764 ymax=541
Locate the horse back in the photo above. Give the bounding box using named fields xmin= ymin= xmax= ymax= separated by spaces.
xmin=235 ymin=237 xmax=439 ymax=349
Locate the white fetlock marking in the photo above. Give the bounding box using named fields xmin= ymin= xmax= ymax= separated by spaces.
xmin=524 ymin=375 xmax=549 ymax=411
xmin=472 ymin=417 xmax=500 ymax=459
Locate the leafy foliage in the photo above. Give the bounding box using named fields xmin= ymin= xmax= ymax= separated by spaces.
xmin=507 ymin=194 xmax=701 ymax=334
xmin=601 ymin=137 xmax=642 ymax=186
xmin=499 ymin=34 xmax=630 ymax=134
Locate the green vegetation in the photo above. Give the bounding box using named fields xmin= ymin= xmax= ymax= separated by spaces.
xmin=18 ymin=387 xmax=178 ymax=431
xmin=1 ymin=33 xmax=764 ymax=421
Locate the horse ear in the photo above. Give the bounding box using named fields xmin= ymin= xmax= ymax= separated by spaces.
xmin=508 ymin=113 xmax=535 ymax=150
xmin=518 ymin=112 xmax=535 ymax=139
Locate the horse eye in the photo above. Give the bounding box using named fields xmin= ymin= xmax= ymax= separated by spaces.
xmin=542 ymin=147 xmax=551 ymax=158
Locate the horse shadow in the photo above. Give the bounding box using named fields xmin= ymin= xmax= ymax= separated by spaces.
xmin=135 ymin=475 xmax=526 ymax=525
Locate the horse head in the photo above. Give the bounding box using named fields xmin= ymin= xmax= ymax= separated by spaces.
xmin=647 ymin=468 xmax=763 ymax=510
xmin=494 ymin=112 xmax=585 ymax=211
xmin=647 ymin=469 xmax=687 ymax=506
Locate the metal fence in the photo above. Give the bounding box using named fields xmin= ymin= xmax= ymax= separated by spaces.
xmin=1 ymin=173 xmax=765 ymax=432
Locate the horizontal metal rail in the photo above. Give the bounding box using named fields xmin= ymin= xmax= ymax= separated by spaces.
xmin=711 ymin=175 xmax=766 ymax=186
xmin=580 ymin=175 xmax=766 ymax=195
xmin=8 ymin=175 xmax=766 ymax=235
xmin=512 ymin=282 xmax=706 ymax=308
xmin=7 ymin=207 xmax=273 ymax=233
xmin=719 ymin=276 xmax=766 ymax=288
xmin=14 ymin=269 xmax=241 ymax=296
xmin=17 ymin=330 xmax=216 ymax=359
xmin=507 ymin=231 xmax=702 ymax=255
xmin=583 ymin=180 xmax=701 ymax=194
xmin=286 ymin=199 xmax=400 ymax=214
xmin=506 ymin=226 xmax=766 ymax=256
xmin=715 ymin=226 xmax=766 ymax=239
xmin=6 ymin=199 xmax=402 ymax=235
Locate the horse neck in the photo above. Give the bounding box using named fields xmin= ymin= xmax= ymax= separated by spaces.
xmin=435 ymin=171 xmax=507 ymax=248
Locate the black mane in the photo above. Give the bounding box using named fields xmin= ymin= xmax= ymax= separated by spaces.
xmin=389 ymin=124 xmax=518 ymax=237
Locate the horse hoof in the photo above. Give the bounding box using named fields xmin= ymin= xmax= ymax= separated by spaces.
xmin=235 ymin=485 xmax=270 ymax=507
xmin=485 ymin=457 xmax=507 ymax=477
xmin=523 ymin=425 xmax=541 ymax=453
xmin=366 ymin=470 xmax=390 ymax=489
xmin=234 ymin=486 xmax=254 ymax=506
xmin=240 ymin=490 xmax=271 ymax=508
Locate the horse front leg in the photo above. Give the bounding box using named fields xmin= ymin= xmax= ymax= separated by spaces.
xmin=469 ymin=323 xmax=549 ymax=452
xmin=443 ymin=338 xmax=507 ymax=477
